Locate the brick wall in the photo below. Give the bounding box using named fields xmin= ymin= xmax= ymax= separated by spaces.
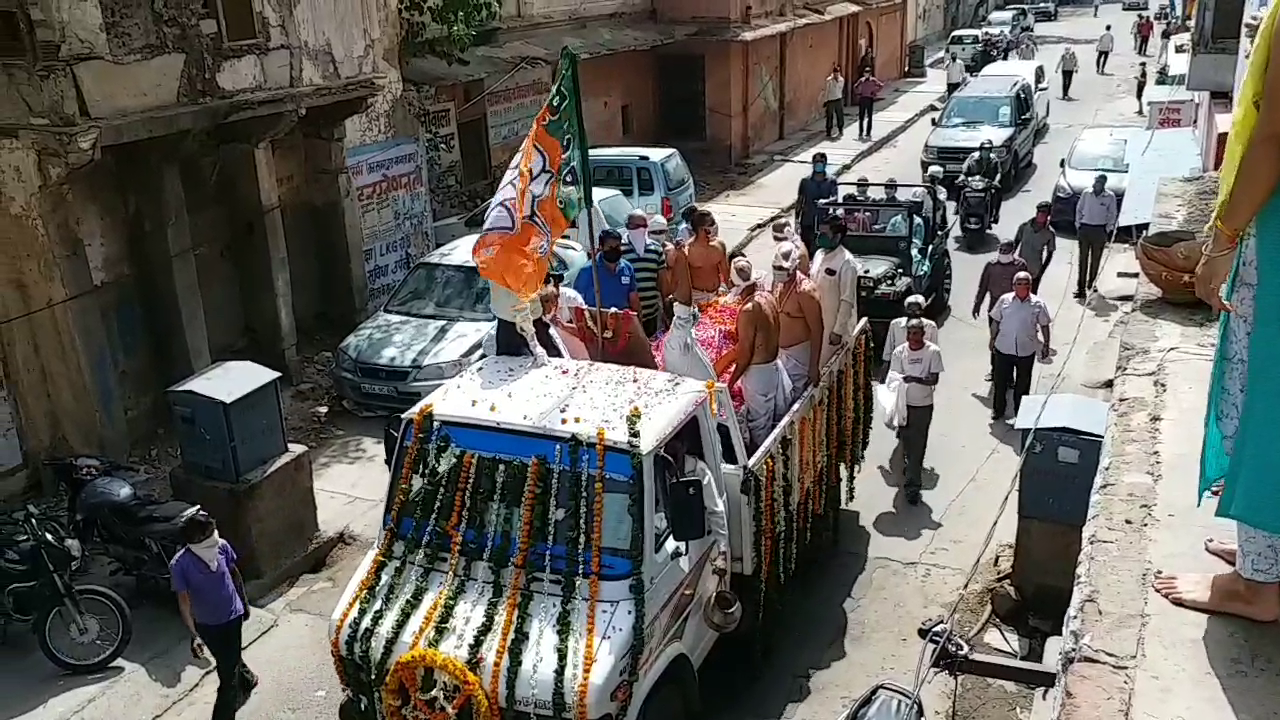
xmin=579 ymin=51 xmax=659 ymax=146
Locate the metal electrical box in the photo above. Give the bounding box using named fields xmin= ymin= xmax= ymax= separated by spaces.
xmin=166 ymin=361 xmax=288 ymax=483
xmin=1013 ymin=394 xmax=1110 ymax=528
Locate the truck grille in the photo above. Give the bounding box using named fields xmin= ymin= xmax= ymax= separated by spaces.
xmin=356 ymin=364 xmax=412 ymax=382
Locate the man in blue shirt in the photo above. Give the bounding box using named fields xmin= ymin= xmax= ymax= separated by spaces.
xmin=574 ymin=229 xmax=642 ymax=313
xmin=795 ymin=152 xmax=838 ymax=254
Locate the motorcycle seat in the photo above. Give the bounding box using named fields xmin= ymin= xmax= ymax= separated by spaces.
xmin=124 ymin=501 xmax=198 ymax=526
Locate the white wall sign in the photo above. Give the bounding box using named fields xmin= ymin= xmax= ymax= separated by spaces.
xmin=346 ymin=138 xmax=430 ymax=311
xmin=422 ymin=102 xmax=461 ymax=168
xmin=486 ymin=67 xmax=553 ymax=147
xmin=1148 ymin=98 xmax=1196 ymax=129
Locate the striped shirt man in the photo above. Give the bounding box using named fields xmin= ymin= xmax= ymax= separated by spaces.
xmin=620 ymin=236 xmax=666 ymax=335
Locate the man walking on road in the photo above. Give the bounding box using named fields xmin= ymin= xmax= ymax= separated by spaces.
xmin=989 ymin=272 xmax=1051 ymax=421
xmin=1097 ymin=25 xmax=1115 ymax=73
xmin=1056 ymin=46 xmax=1079 ymax=99
xmin=974 ymin=239 xmax=1028 ymax=381
xmin=1131 ymin=15 xmax=1143 ymax=52
xmin=946 ymin=52 xmax=967 ymax=96
xmin=853 ymin=66 xmax=885 ymax=140
xmin=1013 ymin=201 xmax=1057 ymax=294
xmin=824 ymin=65 xmax=846 ymax=137
xmin=796 ymin=152 xmax=838 ymax=253
xmin=1074 ymin=173 xmax=1118 ymax=299
xmin=889 ymin=318 xmax=944 ymax=506
xmin=1094 ymin=0 xmax=1101 ymax=17
xmin=1138 ymin=15 xmax=1154 ymax=55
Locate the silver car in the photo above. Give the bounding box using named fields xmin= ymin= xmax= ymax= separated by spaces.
xmin=331 ymin=198 xmax=633 ymax=410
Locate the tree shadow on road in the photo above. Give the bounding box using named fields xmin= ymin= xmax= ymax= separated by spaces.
xmin=1203 ymin=614 xmax=1280 ymax=719
xmin=699 ymin=509 xmax=871 ymax=719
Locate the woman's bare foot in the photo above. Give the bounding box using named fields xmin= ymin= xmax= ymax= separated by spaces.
xmin=1152 ymin=570 xmax=1280 ymax=622
xmin=1203 ymin=537 xmax=1238 ymax=566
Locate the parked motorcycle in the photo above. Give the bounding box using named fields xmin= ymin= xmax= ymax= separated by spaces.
xmin=837 ymin=681 xmax=925 ymax=720
xmin=958 ymin=176 xmax=994 ymax=249
xmin=1 ymin=504 xmax=133 ymax=672
xmin=46 ymin=457 xmax=201 ymax=588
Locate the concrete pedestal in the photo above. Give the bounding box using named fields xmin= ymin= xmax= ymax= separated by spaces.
xmin=171 ymin=443 xmax=319 ymax=586
xmin=1013 ymin=518 xmax=1082 ymax=630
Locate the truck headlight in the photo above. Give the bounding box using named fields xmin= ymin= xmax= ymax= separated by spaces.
xmin=413 ymin=359 xmax=469 ymax=381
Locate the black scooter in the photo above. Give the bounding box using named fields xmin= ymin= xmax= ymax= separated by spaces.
xmin=45 ymin=457 xmax=201 ymax=589
xmin=1 ymin=504 xmax=134 ymax=672
xmin=958 ymin=175 xmax=995 ymax=249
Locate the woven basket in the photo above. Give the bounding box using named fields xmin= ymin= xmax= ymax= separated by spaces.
xmin=1137 ymin=229 xmax=1202 ymax=304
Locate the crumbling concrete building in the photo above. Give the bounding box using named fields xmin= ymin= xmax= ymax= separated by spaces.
xmin=0 ymin=0 xmax=401 ymax=497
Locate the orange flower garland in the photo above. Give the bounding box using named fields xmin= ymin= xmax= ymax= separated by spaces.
xmin=407 ymin=453 xmax=476 ymax=650
xmin=705 ymin=380 xmax=718 ymax=416
xmin=799 ymin=417 xmax=812 ymax=546
xmin=382 ymin=647 xmax=494 ymax=720
xmin=488 ymin=457 xmax=541 ymax=705
xmin=575 ymin=427 xmax=608 ymax=720
xmin=332 ymin=404 xmax=432 ymax=690
xmin=759 ymin=454 xmax=776 ymax=618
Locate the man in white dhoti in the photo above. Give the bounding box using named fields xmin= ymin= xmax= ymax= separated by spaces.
xmin=662 ymin=221 xmax=717 ymax=382
xmin=810 ymin=215 xmax=861 ymax=368
xmin=724 ymin=258 xmax=792 ymax=452
xmin=772 ymin=243 xmax=823 ymax=400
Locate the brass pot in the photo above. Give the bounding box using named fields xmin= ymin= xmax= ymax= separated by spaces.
xmin=704 ymin=589 xmax=742 ymax=634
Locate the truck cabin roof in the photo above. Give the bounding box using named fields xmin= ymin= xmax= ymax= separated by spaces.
xmin=406 ymin=356 xmax=713 ymax=455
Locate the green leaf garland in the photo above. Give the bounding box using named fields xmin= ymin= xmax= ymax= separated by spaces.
xmin=616 ymin=407 xmax=646 ymax=719
xmin=552 ymin=439 xmax=586 ymax=718
xmin=426 ymin=454 xmax=491 ymax=649
xmin=467 ymin=462 xmax=518 ymax=669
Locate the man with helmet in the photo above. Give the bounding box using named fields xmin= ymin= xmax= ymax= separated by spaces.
xmin=961 ymin=140 xmax=1004 ymax=223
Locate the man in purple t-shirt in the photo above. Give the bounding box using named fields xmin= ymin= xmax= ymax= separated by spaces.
xmin=171 ymin=512 xmax=257 ymax=718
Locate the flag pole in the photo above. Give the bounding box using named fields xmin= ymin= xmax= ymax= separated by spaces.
xmin=562 ymin=48 xmax=605 ymax=358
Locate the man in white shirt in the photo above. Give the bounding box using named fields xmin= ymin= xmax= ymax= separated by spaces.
xmin=1073 ymin=173 xmax=1119 ymax=299
xmin=824 ymin=65 xmax=846 ymax=137
xmin=490 ymin=279 xmax=564 ymax=359
xmin=661 ymin=421 xmax=730 ymax=570
xmin=882 ymin=295 xmax=938 ymax=364
xmin=811 ymin=215 xmax=861 ymax=367
xmin=945 ymin=52 xmax=967 ymax=96
xmin=989 ymin=271 xmax=1051 ymax=421
xmin=888 ymin=318 xmax=944 ymax=506
xmin=1096 ymin=25 xmax=1115 ymax=74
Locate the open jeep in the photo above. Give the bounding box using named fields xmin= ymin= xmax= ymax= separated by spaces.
xmin=820 ymin=182 xmax=952 ymax=349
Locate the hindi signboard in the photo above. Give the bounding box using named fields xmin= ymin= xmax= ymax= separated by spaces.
xmin=1147 ymin=98 xmax=1196 ymax=129
xmin=346 ymin=138 xmax=431 ymax=312
xmin=486 ymin=67 xmax=553 ymax=147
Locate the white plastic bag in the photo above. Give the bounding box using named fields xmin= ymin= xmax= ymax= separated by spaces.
xmin=877 ymin=372 xmax=909 ymax=429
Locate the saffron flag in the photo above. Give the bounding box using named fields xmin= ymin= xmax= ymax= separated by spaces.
xmin=473 ymin=48 xmax=590 ymax=303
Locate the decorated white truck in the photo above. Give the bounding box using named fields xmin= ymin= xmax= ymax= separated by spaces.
xmin=330 ymin=320 xmax=875 ymax=720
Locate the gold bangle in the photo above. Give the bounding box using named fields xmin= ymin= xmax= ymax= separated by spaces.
xmin=1214 ymin=217 xmax=1242 ymax=242
xmin=1201 ymin=240 xmax=1237 ymax=260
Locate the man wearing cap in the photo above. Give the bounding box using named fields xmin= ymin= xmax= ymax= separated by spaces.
xmin=621 ymin=209 xmax=667 ymax=337
xmin=1013 ymin=201 xmax=1057 ymax=294
xmin=796 ymin=153 xmax=838 ymax=253
xmin=883 ymin=295 xmax=938 ymax=364
xmin=720 ymin=258 xmax=792 ymax=451
xmin=812 ymin=215 xmax=861 ymax=368
xmin=771 ymin=219 xmax=810 ymax=275
xmin=989 ymin=271 xmax=1052 ymax=421
xmin=972 ymin=238 xmax=1028 ymax=380
xmin=772 ymin=243 xmax=824 ymax=399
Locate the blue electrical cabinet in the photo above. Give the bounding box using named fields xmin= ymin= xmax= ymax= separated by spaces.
xmin=166 ymin=361 xmax=288 ymax=483
xmin=1013 ymin=394 xmax=1110 ymax=528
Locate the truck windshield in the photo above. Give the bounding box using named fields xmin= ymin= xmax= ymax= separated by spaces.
xmin=385 ymin=421 xmax=639 ymax=581
xmin=937 ymin=96 xmax=1013 ymax=127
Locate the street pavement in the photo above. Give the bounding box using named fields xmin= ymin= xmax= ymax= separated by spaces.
xmin=3 ymin=8 xmax=1155 ymax=719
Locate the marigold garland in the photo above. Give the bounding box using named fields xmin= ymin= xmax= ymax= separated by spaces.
xmin=575 ymin=427 xmax=607 ymax=720
xmin=466 ymin=464 xmax=514 ymax=669
xmin=616 ymin=407 xmax=646 ymax=720
xmin=488 ymin=457 xmax=540 ymax=705
xmin=759 ymin=454 xmax=776 ymax=625
xmin=405 ymin=452 xmax=476 ymax=652
xmin=552 ymin=440 xmax=587 ymax=718
xmin=526 ymin=445 xmax=562 ymax=705
xmin=332 ymin=404 xmax=432 ymax=694
xmin=381 ymin=646 xmax=494 ymax=720
xmin=705 ymin=379 xmax=718 ymax=416
xmin=427 ymin=454 xmax=486 ymax=649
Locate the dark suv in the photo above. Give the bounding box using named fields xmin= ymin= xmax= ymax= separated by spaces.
xmin=919 ymin=75 xmax=1039 ymax=193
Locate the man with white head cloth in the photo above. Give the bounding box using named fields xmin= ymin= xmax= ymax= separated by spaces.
xmin=720 ymin=258 xmax=792 ymax=451
xmin=883 ymin=294 xmax=938 ymax=362
xmin=810 ymin=215 xmax=861 ymax=368
xmin=771 ymin=219 xmax=810 ymax=275
xmin=772 ymin=243 xmax=824 ymax=400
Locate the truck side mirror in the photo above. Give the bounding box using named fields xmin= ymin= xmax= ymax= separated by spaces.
xmin=1059 ymin=158 xmax=1066 ymax=168
xmin=667 ymin=475 xmax=708 ymax=542
xmin=383 ymin=419 xmax=401 ymax=468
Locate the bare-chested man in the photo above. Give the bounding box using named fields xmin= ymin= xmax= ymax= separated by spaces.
xmin=685 ymin=209 xmax=730 ymax=305
xmin=770 ymin=220 xmax=810 ymax=275
xmin=721 ymin=258 xmax=792 ymax=451
xmin=662 ymin=217 xmax=717 ymax=382
xmin=772 ymin=243 xmax=823 ymax=400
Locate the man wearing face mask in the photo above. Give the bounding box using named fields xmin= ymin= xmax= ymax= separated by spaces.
xmin=573 ymin=229 xmax=641 ymax=313
xmin=883 ymin=295 xmax=938 ymax=364
xmin=989 ymin=271 xmax=1052 ymax=421
xmin=888 ymin=318 xmax=944 ymax=506
xmin=663 ymin=216 xmax=718 ymax=382
xmin=853 ymin=176 xmax=873 ymax=201
xmin=812 ymin=215 xmax=861 ymax=368
xmin=796 ymin=152 xmax=838 ymax=253
xmin=962 ymin=139 xmax=1003 ymax=223
xmin=772 ymin=243 xmax=824 ymax=400
xmin=722 ymin=258 xmax=791 ymax=451
xmin=926 ymin=165 xmax=949 ymax=228
xmin=973 ymin=239 xmax=1028 ymax=381
xmin=620 ymin=209 xmax=666 ymax=337
xmin=771 ymin=219 xmax=810 ymax=275
xmin=1013 ymin=201 xmax=1057 ymax=294
xmin=684 ymin=209 xmax=730 ymax=305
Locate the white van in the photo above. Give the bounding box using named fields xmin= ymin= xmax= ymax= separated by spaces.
xmin=979 ymin=59 xmax=1051 ymax=135
xmin=946 ymin=29 xmax=984 ymax=65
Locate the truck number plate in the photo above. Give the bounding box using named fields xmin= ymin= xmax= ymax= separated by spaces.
xmin=945 ymin=164 xmax=964 ymax=172
xmin=360 ymin=384 xmax=397 ymax=397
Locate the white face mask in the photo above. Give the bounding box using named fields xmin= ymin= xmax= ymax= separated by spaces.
xmin=627 ymin=228 xmax=647 ymax=244
xmin=997 ymin=251 xmax=1014 ymax=263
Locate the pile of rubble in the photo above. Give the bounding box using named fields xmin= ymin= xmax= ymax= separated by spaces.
xmin=281 ymin=350 xmax=347 ymax=447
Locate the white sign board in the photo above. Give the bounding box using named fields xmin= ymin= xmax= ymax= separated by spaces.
xmin=422 ymin=102 xmax=461 ymax=168
xmin=486 ymin=68 xmax=553 ymax=147
xmin=346 ymin=139 xmax=431 ymax=311
xmin=1147 ymin=98 xmax=1197 ymax=129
